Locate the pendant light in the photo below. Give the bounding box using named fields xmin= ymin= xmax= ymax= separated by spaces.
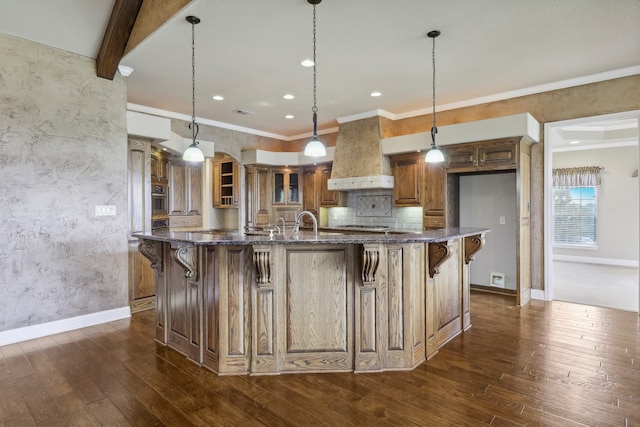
xmin=182 ymin=15 xmax=205 ymax=162
xmin=425 ymin=30 xmax=445 ymax=164
xmin=304 ymin=0 xmax=327 ymax=157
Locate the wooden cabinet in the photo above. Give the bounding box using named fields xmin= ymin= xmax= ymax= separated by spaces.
xmin=248 ymin=163 xmax=345 ymax=229
xmin=213 ymin=158 xmax=240 ymax=208
xmin=169 ymin=161 xmax=202 ymax=227
xmin=445 ymin=138 xmax=519 ymax=173
xmin=423 ymin=161 xmax=447 ymax=229
xmin=272 ymin=168 xmax=301 ymax=205
xmin=302 ymin=167 xmax=319 ymax=224
xmin=391 ymin=152 xmax=423 ymax=206
xmin=302 ymin=164 xmax=346 ymax=226
xmin=319 ymin=165 xmax=345 ymax=207
xmin=246 ymin=165 xmax=272 ymax=227
xmin=150 ymin=149 xmax=169 ymax=184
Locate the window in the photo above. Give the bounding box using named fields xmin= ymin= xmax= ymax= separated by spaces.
xmin=552 ymin=186 xmax=597 ymax=247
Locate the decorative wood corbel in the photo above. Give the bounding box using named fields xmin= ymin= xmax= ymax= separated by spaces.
xmin=464 ymin=234 xmax=486 ymax=264
xmin=253 ymin=247 xmax=272 ymax=287
xmin=172 ymin=245 xmax=198 ymax=280
xmin=138 ymin=239 xmax=163 ymax=272
xmin=428 ymin=240 xmax=453 ymax=278
xmin=362 ymin=244 xmax=380 ymax=286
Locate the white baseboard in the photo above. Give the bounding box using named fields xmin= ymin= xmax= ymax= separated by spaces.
xmin=0 ymin=306 xmax=131 ymax=347
xmin=531 ymin=289 xmax=546 ymax=300
xmin=553 ymin=254 xmax=639 ymax=268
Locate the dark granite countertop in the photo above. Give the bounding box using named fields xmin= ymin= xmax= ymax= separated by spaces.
xmin=133 ymin=227 xmax=489 ymax=246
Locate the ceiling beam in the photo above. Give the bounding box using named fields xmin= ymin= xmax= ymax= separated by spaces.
xmin=96 ymin=0 xmax=144 ymax=80
xmin=124 ymin=0 xmax=191 ymax=56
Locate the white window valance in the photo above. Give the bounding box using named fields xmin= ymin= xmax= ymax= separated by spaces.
xmin=552 ymin=166 xmax=602 ymax=187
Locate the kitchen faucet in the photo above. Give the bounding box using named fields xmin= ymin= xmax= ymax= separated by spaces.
xmin=278 ymin=217 xmax=286 ymax=234
xmin=293 ymin=210 xmax=318 ymax=239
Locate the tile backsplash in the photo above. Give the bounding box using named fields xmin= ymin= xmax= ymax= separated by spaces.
xmin=357 ymin=195 xmax=392 ymax=217
xmin=327 ymin=189 xmax=423 ymax=231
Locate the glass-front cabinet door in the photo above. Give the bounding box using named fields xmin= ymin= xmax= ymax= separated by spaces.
xmin=288 ymin=172 xmax=299 ymax=203
xmin=272 ymin=168 xmax=301 ymax=205
xmin=274 ymin=172 xmax=285 ymax=203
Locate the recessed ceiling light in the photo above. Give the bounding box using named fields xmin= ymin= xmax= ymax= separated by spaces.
xmin=301 ymin=59 xmax=314 ymax=67
xmin=370 ymin=91 xmax=382 ymax=97
xmin=283 ymin=94 xmax=295 ymax=100
xmin=212 ymin=95 xmax=224 ymax=101
xmin=285 ymin=114 xmax=294 ymax=119
xmin=569 ymin=140 xmax=580 ymax=144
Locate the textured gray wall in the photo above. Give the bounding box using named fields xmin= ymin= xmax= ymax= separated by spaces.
xmin=0 ymin=34 xmax=129 ymax=331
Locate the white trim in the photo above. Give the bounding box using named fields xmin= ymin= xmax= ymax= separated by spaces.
xmin=336 ymin=109 xmax=395 ymax=123
xmin=531 ymin=289 xmax=546 ymax=300
xmin=553 ymin=254 xmax=639 ymax=268
xmin=127 ymin=103 xmax=287 ymax=140
xmin=0 ymin=307 xmax=131 ymax=346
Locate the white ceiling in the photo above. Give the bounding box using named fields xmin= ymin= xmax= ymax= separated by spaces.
xmin=1 ymin=0 xmax=639 ymax=141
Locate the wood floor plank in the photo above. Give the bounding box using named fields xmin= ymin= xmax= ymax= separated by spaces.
xmin=0 ymin=291 xmax=638 ymax=426
xmin=92 ymin=374 xmax=166 ymax=426
xmin=111 ymin=368 xmax=195 ymax=426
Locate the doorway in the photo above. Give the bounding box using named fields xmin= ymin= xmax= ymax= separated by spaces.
xmin=544 ymin=111 xmax=640 ymax=312
xmin=459 ymin=172 xmax=518 ymax=299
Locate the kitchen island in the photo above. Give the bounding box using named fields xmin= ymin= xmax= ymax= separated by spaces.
xmin=134 ymin=227 xmax=487 ymax=375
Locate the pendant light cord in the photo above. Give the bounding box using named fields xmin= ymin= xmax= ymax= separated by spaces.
xmin=428 ymin=30 xmax=440 ymax=147
xmin=431 ymin=34 xmax=436 ymax=135
xmin=312 ymin=3 xmax=318 ymax=135
xmin=191 ymin=18 xmax=199 ymax=141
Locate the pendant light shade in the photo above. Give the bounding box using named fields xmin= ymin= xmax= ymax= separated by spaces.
xmin=183 ymin=143 xmax=205 ymax=162
xmin=425 ymin=30 xmax=444 ymax=164
xmin=183 ymin=15 xmax=205 ymax=162
xmin=304 ymin=0 xmax=326 ymax=157
xmin=304 ymin=135 xmax=326 ymax=157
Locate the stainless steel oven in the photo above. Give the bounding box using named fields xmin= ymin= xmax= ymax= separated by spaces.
xmin=152 ymin=184 xmax=169 ymax=230
xmin=152 ymin=184 xmax=168 ymax=217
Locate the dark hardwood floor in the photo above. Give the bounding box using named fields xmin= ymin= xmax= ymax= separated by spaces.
xmin=1 ymin=292 xmax=638 ymax=426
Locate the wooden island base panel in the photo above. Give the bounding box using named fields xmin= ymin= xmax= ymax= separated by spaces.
xmin=135 ymin=228 xmax=487 ymax=376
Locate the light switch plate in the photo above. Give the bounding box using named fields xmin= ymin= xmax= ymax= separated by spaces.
xmin=95 ymin=205 xmax=116 ymax=216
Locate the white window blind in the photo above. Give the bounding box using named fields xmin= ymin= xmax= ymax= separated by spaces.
xmin=552 ymin=167 xmax=600 ymax=247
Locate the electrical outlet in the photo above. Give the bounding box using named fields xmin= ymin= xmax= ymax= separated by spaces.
xmin=95 ymin=205 xmax=116 ymax=216
xmin=499 ymin=216 xmax=506 ymax=225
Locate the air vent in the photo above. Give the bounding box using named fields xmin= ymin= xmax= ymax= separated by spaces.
xmin=233 ymin=109 xmax=255 ymax=115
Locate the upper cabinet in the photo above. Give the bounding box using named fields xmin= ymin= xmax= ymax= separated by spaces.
xmin=318 ymin=165 xmax=346 ymax=207
xmin=150 ymin=149 xmax=169 ymax=184
xmin=391 ymin=152 xmax=423 ymax=206
xmin=169 ymin=161 xmax=202 ymax=219
xmin=213 ymin=157 xmax=240 ymax=208
xmin=273 ymin=168 xmax=301 ymax=205
xmin=445 ymin=138 xmax=519 ymax=173
xmin=301 ymin=164 xmax=346 ymax=226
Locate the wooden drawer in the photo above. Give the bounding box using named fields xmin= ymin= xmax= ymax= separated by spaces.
xmin=169 ymin=215 xmax=202 ymax=228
